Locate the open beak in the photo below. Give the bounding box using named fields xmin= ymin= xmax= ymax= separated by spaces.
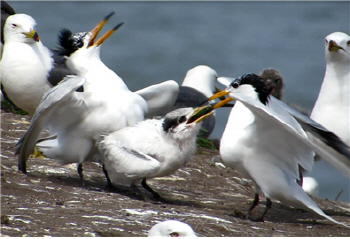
xmin=22 ymin=30 xmax=39 ymax=42
xmin=187 ymin=97 xmax=233 ymax=124
xmin=328 ymin=40 xmax=344 ymax=52
xmin=87 ymin=11 xmax=117 ymax=47
xmin=93 ymin=22 xmax=124 ymax=47
xmin=207 ymin=89 xmax=231 ymax=102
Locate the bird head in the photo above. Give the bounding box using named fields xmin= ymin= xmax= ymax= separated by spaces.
xmin=208 ymin=73 xmax=271 ymax=105
xmin=57 ymin=12 xmax=123 ymax=58
xmin=324 ymin=32 xmax=350 ymax=63
xmin=4 ymin=13 xmax=40 ymax=44
xmin=182 ymin=65 xmax=220 ymax=98
xmin=162 ymin=100 xmax=229 ymax=140
xmin=259 ymin=68 xmax=284 ymax=100
xmin=148 ymin=220 xmax=197 ymax=237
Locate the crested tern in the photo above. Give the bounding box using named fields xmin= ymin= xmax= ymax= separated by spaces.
xmin=16 ymin=14 xmax=148 ymax=186
xmin=208 ymin=73 xmax=350 ymax=227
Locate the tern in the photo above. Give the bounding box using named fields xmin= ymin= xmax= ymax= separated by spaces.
xmin=208 ymin=73 xmax=350 ymax=226
xmin=311 ymin=32 xmax=350 ymax=146
xmin=97 ymin=100 xmax=228 ymax=201
xmin=148 ymin=220 xmax=197 ymax=237
xmin=0 ymin=13 xmax=73 ymax=115
xmin=15 ymin=14 xmax=148 ymax=186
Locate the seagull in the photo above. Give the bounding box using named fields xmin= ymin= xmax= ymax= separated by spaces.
xmin=148 ymin=220 xmax=197 ymax=237
xmin=165 ymin=65 xmax=226 ymax=138
xmin=0 ymin=13 xmax=73 ymax=115
xmin=311 ymin=32 xmax=350 ymax=146
xmin=15 ymin=14 xmax=148 ymax=186
xmin=97 ymin=101 xmax=227 ymax=201
xmin=302 ymin=177 xmax=319 ymax=197
xmin=208 ymin=73 xmax=350 ymax=227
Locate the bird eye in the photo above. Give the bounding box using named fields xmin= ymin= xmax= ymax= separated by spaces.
xmin=178 ymin=116 xmax=186 ymax=124
xmin=347 ymin=40 xmax=350 ymax=46
xmin=11 ymin=24 xmax=17 ymax=28
xmin=232 ymin=82 xmax=239 ymax=89
xmin=274 ymin=78 xmax=280 ymax=84
xmin=77 ymin=40 xmax=84 ymax=48
xmin=170 ymin=232 xmax=179 ymax=237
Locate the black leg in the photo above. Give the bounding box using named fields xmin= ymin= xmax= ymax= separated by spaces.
xmin=141 ymin=179 xmax=168 ymax=202
xmin=254 ymin=198 xmax=272 ymax=222
xmin=77 ymin=163 xmax=85 ymax=187
xmin=102 ymin=164 xmax=113 ymax=189
xmin=248 ymin=193 xmax=260 ymax=216
xmin=130 ymin=183 xmax=151 ymax=202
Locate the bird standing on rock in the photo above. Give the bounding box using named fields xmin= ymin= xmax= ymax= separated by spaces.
xmin=208 ymin=73 xmax=350 ymax=227
xmin=97 ymin=100 xmax=228 ymax=201
xmin=16 ymin=13 xmax=148 ymax=186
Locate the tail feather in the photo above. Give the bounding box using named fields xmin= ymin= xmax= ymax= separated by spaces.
xmin=289 ymin=181 xmax=350 ymax=228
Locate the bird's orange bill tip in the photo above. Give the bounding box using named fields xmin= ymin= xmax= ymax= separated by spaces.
xmin=88 ymin=12 xmax=115 ymax=47
xmin=93 ymin=22 xmax=124 ymax=47
xmin=23 ymin=30 xmax=40 ymax=42
xmin=207 ymin=90 xmax=230 ymax=101
xmin=187 ymin=105 xmax=214 ymax=124
xmin=212 ymin=97 xmax=234 ymax=109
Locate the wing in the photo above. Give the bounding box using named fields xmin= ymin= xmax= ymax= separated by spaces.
xmin=98 ymin=132 xmax=161 ymax=178
xmin=135 ymin=80 xmax=179 ymax=118
xmin=15 ymin=75 xmax=86 ymax=173
xmin=272 ymin=97 xmax=350 ymax=177
xmin=236 ymin=93 xmax=350 ymax=178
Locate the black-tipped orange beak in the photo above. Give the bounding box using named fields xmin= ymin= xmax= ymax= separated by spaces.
xmin=207 ymin=89 xmax=230 ymax=101
xmin=93 ymin=22 xmax=124 ymax=47
xmin=187 ymin=97 xmax=234 ymax=124
xmin=88 ymin=11 xmax=115 ymax=47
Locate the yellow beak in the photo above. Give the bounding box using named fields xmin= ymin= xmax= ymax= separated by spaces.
xmin=22 ymin=30 xmax=39 ymax=42
xmin=328 ymin=40 xmax=343 ymax=52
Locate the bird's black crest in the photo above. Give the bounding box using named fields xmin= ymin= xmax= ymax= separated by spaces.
xmin=57 ymin=29 xmax=87 ymax=57
xmin=162 ymin=117 xmax=180 ymax=132
xmin=232 ymin=73 xmax=270 ymax=105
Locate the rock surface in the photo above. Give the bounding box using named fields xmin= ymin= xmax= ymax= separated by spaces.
xmin=1 ymin=109 xmax=349 ymax=237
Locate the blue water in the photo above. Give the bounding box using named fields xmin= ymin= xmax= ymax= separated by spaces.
xmin=7 ymin=1 xmax=350 ymax=202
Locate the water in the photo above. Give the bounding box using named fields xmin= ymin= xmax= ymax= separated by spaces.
xmin=7 ymin=1 xmax=350 ymax=202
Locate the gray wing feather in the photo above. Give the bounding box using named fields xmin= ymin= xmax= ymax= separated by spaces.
xmin=98 ymin=135 xmax=160 ymax=178
xmin=135 ymin=80 xmax=179 ymax=118
xmin=16 ymin=75 xmax=85 ymax=173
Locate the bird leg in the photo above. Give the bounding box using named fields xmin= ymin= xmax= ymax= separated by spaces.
xmin=130 ymin=183 xmax=152 ymax=202
xmin=77 ymin=163 xmax=86 ymax=187
xmin=252 ymin=198 xmax=272 ymax=222
xmin=102 ymin=164 xmax=114 ymax=189
xmin=141 ymin=179 xmax=168 ymax=203
xmin=247 ymin=193 xmax=260 ymax=217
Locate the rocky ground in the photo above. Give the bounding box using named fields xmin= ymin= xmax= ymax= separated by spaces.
xmin=1 ymin=109 xmax=350 ymax=237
